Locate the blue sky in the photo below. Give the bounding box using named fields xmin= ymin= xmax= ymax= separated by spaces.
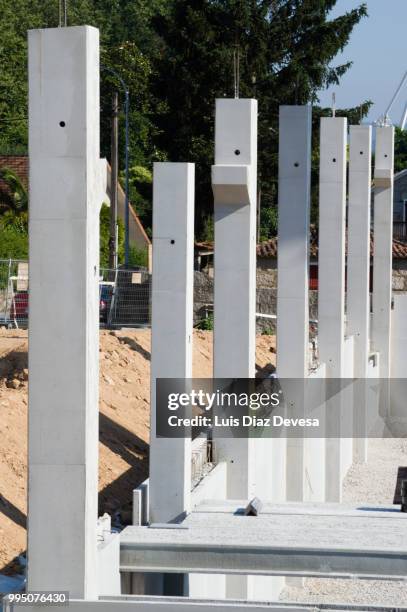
xmin=317 ymin=0 xmax=407 ymax=124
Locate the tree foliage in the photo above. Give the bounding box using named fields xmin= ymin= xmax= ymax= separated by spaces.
xmin=395 ymin=127 xmax=407 ymax=174
xmin=0 ymin=168 xmax=28 ymax=214
xmin=0 ymin=0 xmax=376 ymax=247
xmin=151 ymin=0 xmax=370 ymax=235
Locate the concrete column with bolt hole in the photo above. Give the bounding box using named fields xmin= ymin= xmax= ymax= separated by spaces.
xmin=318 ymin=117 xmax=347 ymax=501
xmin=211 ymin=100 xmax=284 ymax=601
xmin=212 ymin=99 xmax=257 ymax=600
xmin=372 ymin=126 xmax=395 ymax=379
xmin=318 ymin=117 xmax=347 ymax=377
xmin=212 ymin=98 xmax=257 ymax=499
xmin=277 ymin=106 xmax=325 ymax=503
xmin=347 ymin=125 xmax=372 ymax=463
xmin=277 ymin=106 xmax=311 ymax=380
xmin=276 ymin=105 xmax=313 ymax=592
xmin=28 ymin=26 xmax=102 ymax=598
xmin=149 ymin=163 xmax=194 ymax=524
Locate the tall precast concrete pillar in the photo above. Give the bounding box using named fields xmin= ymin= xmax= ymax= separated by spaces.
xmin=347 ymin=126 xmax=372 ymax=462
xmin=277 ymin=106 xmax=311 ymax=379
xmin=318 ymin=117 xmax=347 ymax=501
xmin=372 ymin=126 xmax=395 ymax=379
xmin=212 ymin=99 xmax=257 ymax=499
xmin=28 ymin=26 xmax=101 ymax=598
xmin=212 ymin=99 xmax=257 ymax=600
xmin=277 ymin=106 xmax=312 ymax=502
xmin=149 ymin=163 xmax=194 ymax=523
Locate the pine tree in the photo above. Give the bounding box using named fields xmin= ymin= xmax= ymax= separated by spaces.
xmin=151 ymin=0 xmax=371 ymax=236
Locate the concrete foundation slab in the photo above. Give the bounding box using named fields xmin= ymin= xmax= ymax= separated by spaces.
xmin=6 ymin=597 xmax=407 ymax=612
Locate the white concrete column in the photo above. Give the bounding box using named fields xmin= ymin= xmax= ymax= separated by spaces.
xmin=277 ymin=106 xmax=312 ymax=500
xmin=277 ymin=105 xmax=311 ymax=378
xmin=277 ymin=106 xmax=311 ymax=502
xmin=347 ymin=126 xmax=372 ymax=462
xmin=28 ymin=26 xmax=101 ymax=598
xmin=212 ymin=98 xmax=257 ymax=499
xmin=211 ymin=99 xmax=257 ymax=601
xmin=372 ymin=126 xmax=395 ymax=378
xmin=347 ymin=126 xmax=372 ymax=374
xmin=149 ymin=163 xmax=194 ymax=523
xmin=318 ymin=117 xmax=347 ymax=377
xmin=318 ymin=117 xmax=347 ymax=501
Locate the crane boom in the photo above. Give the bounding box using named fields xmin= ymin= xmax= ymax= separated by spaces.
xmin=377 ymin=69 xmax=407 ymax=127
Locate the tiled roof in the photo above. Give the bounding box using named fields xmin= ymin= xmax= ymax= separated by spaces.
xmin=257 ymin=230 xmax=407 ymax=260
xmin=392 ymin=238 xmax=407 ymax=258
xmin=0 ymin=156 xmax=29 ymax=203
xmin=195 ymin=241 xmax=214 ymax=252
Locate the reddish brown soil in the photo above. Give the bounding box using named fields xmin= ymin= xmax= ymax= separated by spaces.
xmin=0 ymin=328 xmax=276 ymax=574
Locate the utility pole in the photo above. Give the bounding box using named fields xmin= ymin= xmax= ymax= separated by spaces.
xmin=256 ymin=183 xmax=261 ymax=243
xmin=109 ymin=92 xmax=119 ymax=270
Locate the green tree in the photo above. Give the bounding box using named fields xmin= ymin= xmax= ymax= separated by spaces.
xmin=99 ymin=203 xmax=125 ymax=268
xmin=0 ymin=0 xmax=99 ymax=153
xmin=0 ymin=168 xmax=28 ymax=215
xmin=395 ymin=127 xmax=407 ymax=174
xmin=0 ymin=225 xmax=28 ymax=259
xmin=152 ymin=0 xmax=370 ymax=236
xmin=120 ymin=165 xmax=153 ymax=231
xmin=128 ymin=244 xmax=149 ymax=268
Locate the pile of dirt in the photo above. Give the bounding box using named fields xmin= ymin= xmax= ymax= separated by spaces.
xmin=0 ymin=328 xmax=276 ymax=574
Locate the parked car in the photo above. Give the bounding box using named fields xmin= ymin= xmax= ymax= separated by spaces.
xmin=9 ymin=291 xmax=29 ymax=325
xmin=7 ymin=286 xmax=114 ymax=327
xmin=99 ymin=283 xmax=114 ymax=324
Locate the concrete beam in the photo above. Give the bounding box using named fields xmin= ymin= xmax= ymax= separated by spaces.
xmin=6 ymin=600 xmax=407 ymax=612
xmin=149 ymin=163 xmax=194 ymax=523
xmin=120 ymin=503 xmax=407 ymax=579
xmin=28 ymin=25 xmax=101 ymax=598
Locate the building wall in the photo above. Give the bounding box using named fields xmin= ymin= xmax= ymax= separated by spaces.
xmin=394 ymin=172 xmax=407 ymax=221
xmin=193 ymin=270 xmax=318 ymax=334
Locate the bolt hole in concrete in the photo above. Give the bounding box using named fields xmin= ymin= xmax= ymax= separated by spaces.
xmin=234 ymin=149 xmax=240 ymax=155
xmin=360 ymin=151 xmax=364 ymax=155
xmin=59 ymin=121 xmax=66 ymax=127
xmin=170 ymin=240 xmax=175 ymax=244
xmin=294 ymin=162 xmax=299 ymax=167
xmin=332 ymin=158 xmax=336 ymax=162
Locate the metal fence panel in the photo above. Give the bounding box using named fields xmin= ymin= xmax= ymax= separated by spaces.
xmin=99 ymin=268 xmax=151 ymax=328
xmin=0 ymin=260 xmax=151 ymax=329
xmin=0 ymin=259 xmax=29 ymax=328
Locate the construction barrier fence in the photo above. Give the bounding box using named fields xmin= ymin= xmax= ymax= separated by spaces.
xmin=0 ymin=259 xmax=151 ymax=329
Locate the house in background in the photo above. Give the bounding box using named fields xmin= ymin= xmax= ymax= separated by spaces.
xmin=0 ymin=156 xmax=151 ymax=266
xmin=393 ymin=169 xmax=407 ymax=240
xmin=257 ymin=229 xmax=407 ymax=291
xmin=0 ymin=155 xmax=29 ymax=200
xmin=105 ymin=162 xmax=151 ymax=262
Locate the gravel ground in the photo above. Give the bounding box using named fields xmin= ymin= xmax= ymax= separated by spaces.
xmin=280 ymin=438 xmax=407 ymax=607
